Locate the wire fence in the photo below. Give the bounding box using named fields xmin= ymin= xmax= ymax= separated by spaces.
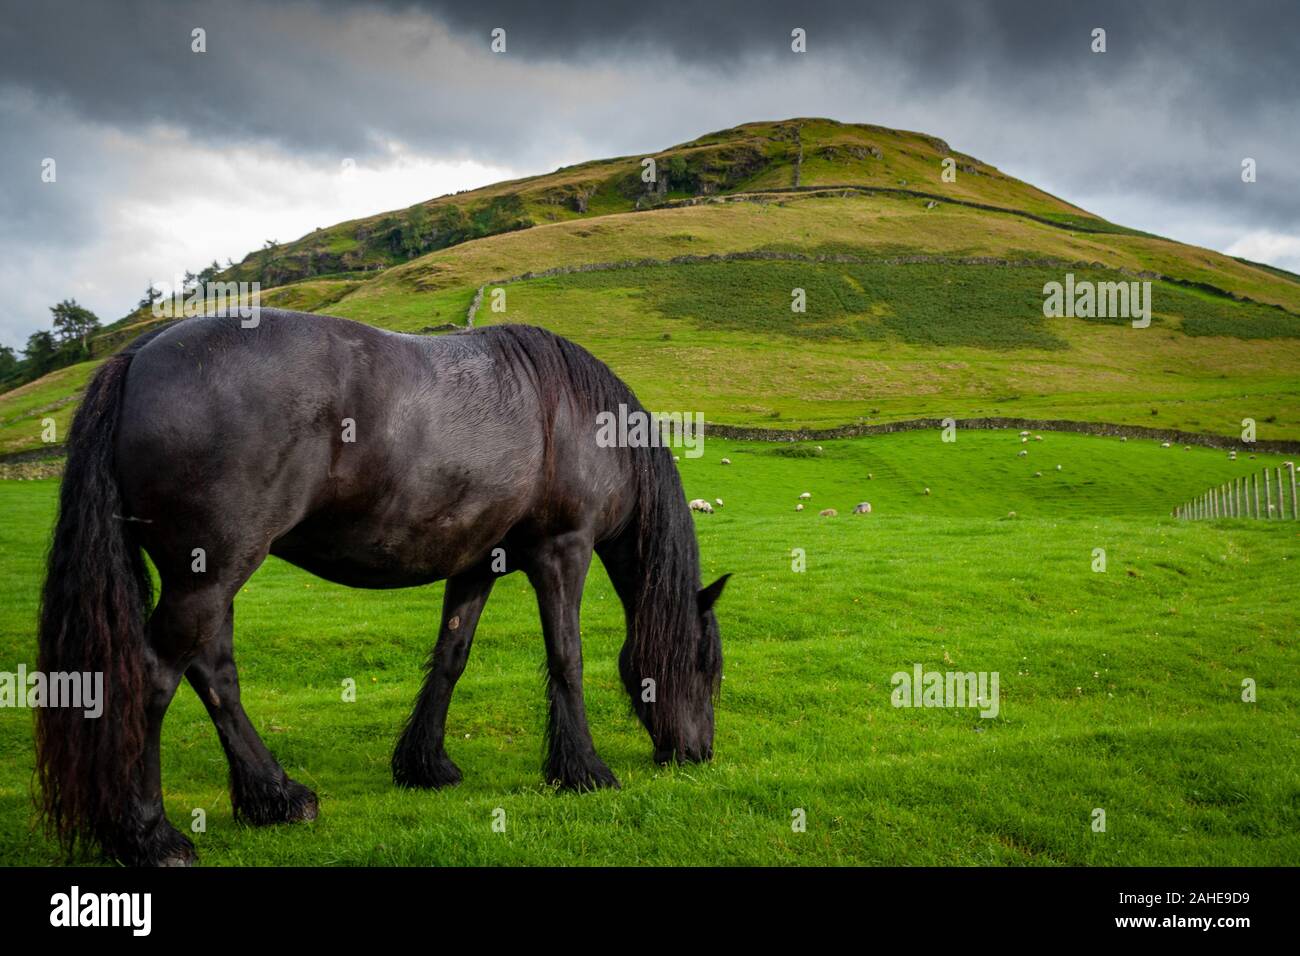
xmin=1175 ymin=461 xmax=1298 ymax=520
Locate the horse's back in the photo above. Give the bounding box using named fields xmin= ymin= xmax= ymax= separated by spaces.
xmin=114 ymin=312 xmax=559 ymax=585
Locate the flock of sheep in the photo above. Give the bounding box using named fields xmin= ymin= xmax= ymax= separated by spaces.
xmin=683 ymin=430 xmax=1260 ymax=522
xmin=687 ymin=489 xmax=874 ymax=517
xmin=685 ymin=430 xmax=1073 ymax=518
xmin=1015 ymin=430 xmax=1066 ymax=477
xmin=685 ymin=449 xmax=876 ymax=517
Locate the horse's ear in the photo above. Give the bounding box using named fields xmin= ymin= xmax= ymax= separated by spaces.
xmin=698 ymin=574 xmax=731 ymax=614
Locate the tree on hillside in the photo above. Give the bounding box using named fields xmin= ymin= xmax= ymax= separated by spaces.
xmin=401 ymin=203 xmax=431 ymax=256
xmin=437 ymin=204 xmax=469 ymax=246
xmin=50 ymin=298 xmax=101 ymax=351
xmin=0 ymin=345 xmax=18 ymax=386
xmin=375 ymin=216 xmax=403 ymax=255
xmin=137 ymin=282 xmax=162 ymax=313
xmin=22 ymin=330 xmax=59 ymax=377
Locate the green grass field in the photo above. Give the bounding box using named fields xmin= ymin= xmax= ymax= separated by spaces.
xmin=476 ymin=261 xmax=1300 ymax=436
xmin=2 ymin=430 xmax=1296 ymax=865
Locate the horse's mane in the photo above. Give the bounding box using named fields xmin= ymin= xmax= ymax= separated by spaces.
xmin=466 ymin=324 xmax=721 ymax=714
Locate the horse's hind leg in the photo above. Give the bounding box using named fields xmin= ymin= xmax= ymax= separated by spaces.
xmin=528 ymin=533 xmax=618 ymax=792
xmin=186 ymin=604 xmax=318 ymax=825
xmin=125 ymin=583 xmax=233 ymax=866
xmin=392 ymin=568 xmax=496 ymax=788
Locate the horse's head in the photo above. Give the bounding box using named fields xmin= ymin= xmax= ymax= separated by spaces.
xmin=622 ymin=573 xmax=729 ymax=764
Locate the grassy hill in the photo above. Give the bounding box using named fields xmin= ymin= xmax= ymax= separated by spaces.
xmin=217 ymin=118 xmax=1114 ymax=288
xmin=5 ymin=117 xmax=1300 ymax=458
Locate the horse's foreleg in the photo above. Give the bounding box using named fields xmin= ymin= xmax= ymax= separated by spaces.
xmin=392 ymin=568 xmax=496 ymax=788
xmin=529 ymin=533 xmax=618 ymax=792
xmin=186 ymin=604 xmax=318 ymax=825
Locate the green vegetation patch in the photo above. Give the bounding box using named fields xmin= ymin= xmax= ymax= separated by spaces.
xmin=534 ymin=261 xmax=1300 ymax=347
xmin=540 ymin=262 xmax=1070 ymax=349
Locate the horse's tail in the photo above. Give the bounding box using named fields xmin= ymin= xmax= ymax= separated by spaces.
xmin=35 ymin=328 xmax=167 ymax=858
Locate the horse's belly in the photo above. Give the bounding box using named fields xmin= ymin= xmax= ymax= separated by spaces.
xmin=269 ymin=546 xmax=448 ymax=589
xmin=269 ymin=503 xmax=508 ymax=589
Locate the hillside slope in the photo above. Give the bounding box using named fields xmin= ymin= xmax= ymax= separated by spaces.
xmin=4 ymin=118 xmax=1300 ymax=457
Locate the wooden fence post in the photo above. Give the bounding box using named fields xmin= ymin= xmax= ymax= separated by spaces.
xmin=1254 ymin=472 xmax=1262 ymax=517
xmin=1277 ymin=467 xmax=1286 ymax=519
xmin=1265 ymin=468 xmax=1273 ymax=518
xmin=1284 ymin=463 xmax=1294 ymax=522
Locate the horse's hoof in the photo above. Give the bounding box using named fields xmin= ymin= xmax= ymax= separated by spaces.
xmin=550 ymin=756 xmax=620 ymax=792
xmin=285 ymin=780 xmax=319 ymax=822
xmin=124 ymin=822 xmax=197 ymax=867
xmin=392 ymin=751 xmax=462 ymax=790
xmin=655 ymin=745 xmax=713 ymax=765
xmin=234 ymin=775 xmax=319 ymax=826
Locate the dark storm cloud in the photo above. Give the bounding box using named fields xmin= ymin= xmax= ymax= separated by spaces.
xmin=3 ymin=1 xmax=1297 ymax=160
xmin=393 ymin=0 xmax=1300 ymax=84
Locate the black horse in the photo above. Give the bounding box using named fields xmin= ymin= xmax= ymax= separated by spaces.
xmin=35 ymin=310 xmax=727 ymax=866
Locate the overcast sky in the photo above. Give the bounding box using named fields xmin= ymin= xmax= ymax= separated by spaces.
xmin=1 ymin=0 xmax=1297 ymax=350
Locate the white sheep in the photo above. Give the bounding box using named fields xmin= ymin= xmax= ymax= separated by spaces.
xmin=795 ymin=503 xmax=804 ymax=512
xmin=1018 ymin=450 xmax=1028 ymax=457
xmin=798 ymin=492 xmax=812 ymax=500
xmin=819 ymin=508 xmax=838 ymax=517
xmin=714 ymin=498 xmax=724 ymax=507
xmin=853 ymin=502 xmax=872 ymax=514
xmin=923 ymin=487 xmax=931 ymax=495
xmin=688 ymin=498 xmax=713 ymax=513
xmin=720 ymin=457 xmax=731 ymax=465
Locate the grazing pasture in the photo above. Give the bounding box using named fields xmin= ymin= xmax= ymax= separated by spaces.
xmin=1 ymin=430 xmax=1295 ymax=865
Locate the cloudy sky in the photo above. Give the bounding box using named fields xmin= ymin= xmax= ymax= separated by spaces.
xmin=1 ymin=0 xmax=1297 ymax=349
